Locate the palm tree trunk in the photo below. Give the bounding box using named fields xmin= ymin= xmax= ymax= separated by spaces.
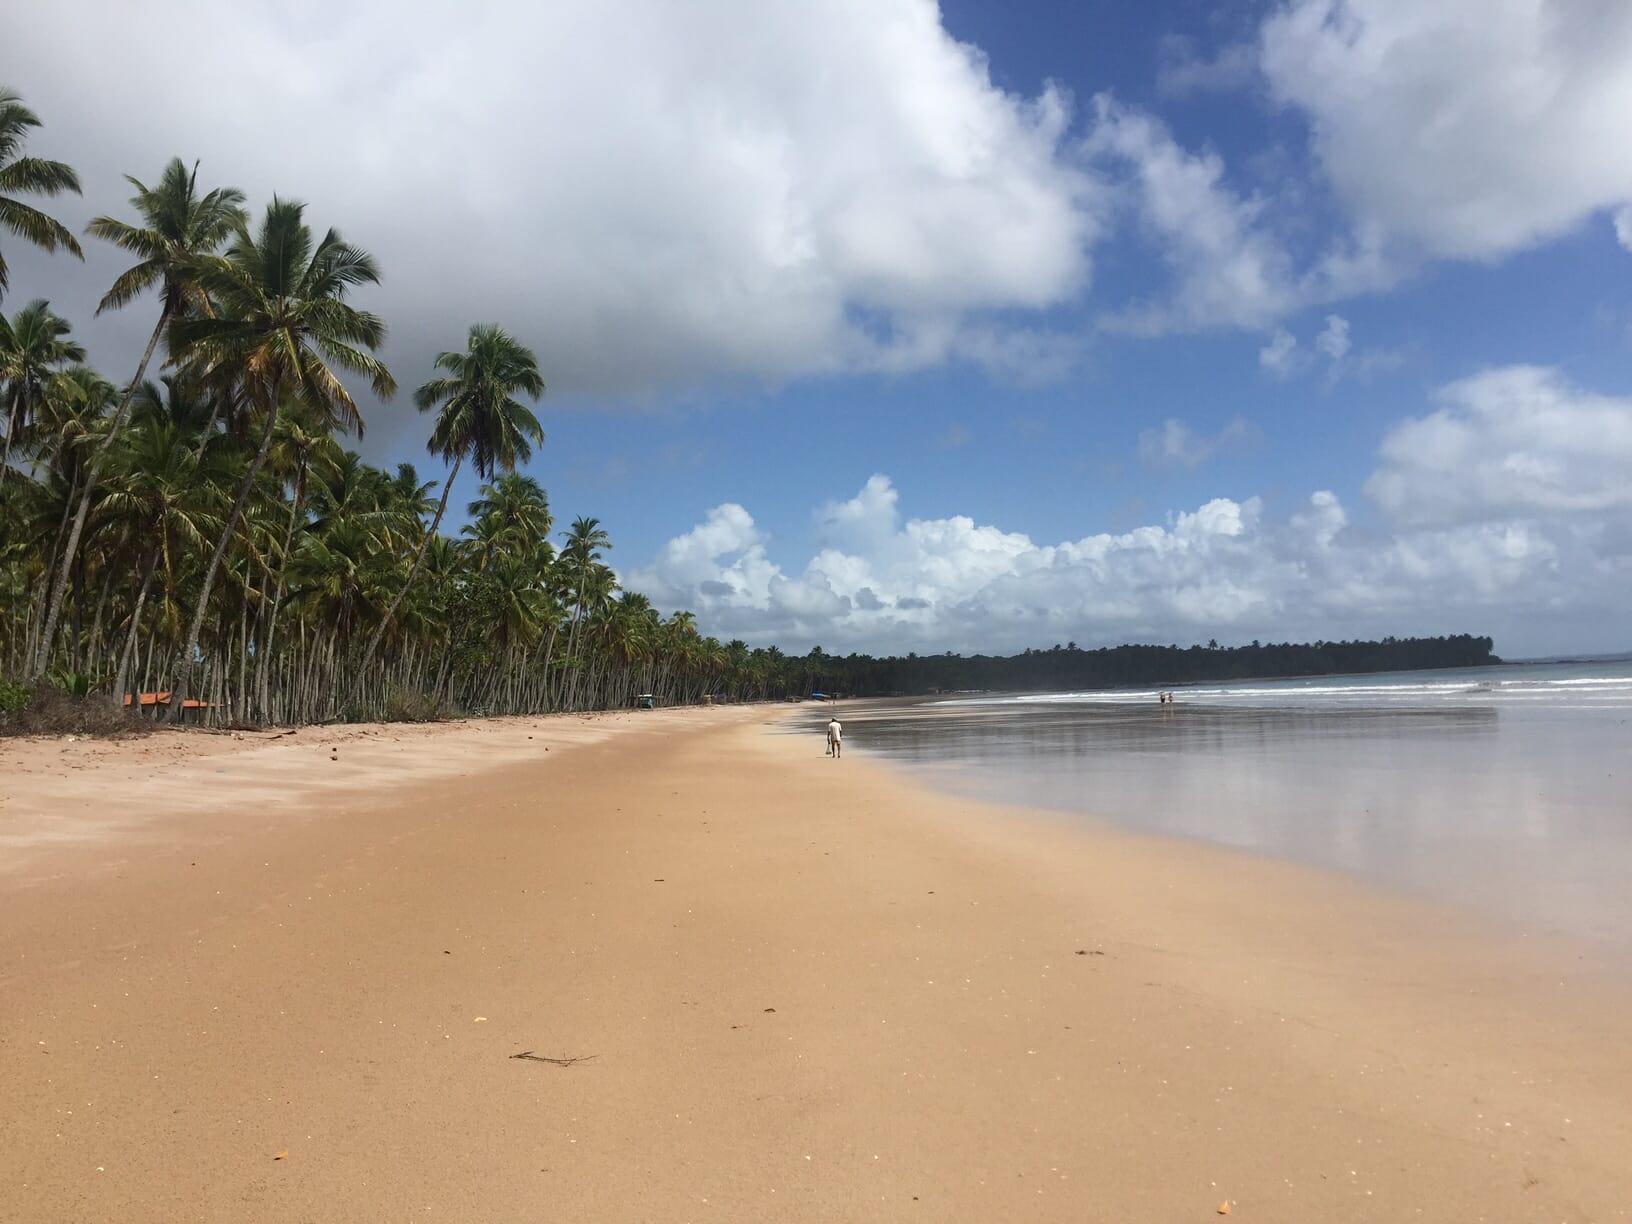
xmin=114 ymin=548 xmax=161 ymax=699
xmin=31 ymin=310 xmax=170 ymax=678
xmin=348 ymin=452 xmax=461 ymax=716
xmin=164 ymin=389 xmax=281 ymax=721
xmin=255 ymin=464 xmax=309 ymax=722
xmin=0 ymin=399 xmax=21 ymax=485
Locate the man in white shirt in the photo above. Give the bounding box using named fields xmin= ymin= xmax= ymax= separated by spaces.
xmin=826 ymin=716 xmax=843 ymax=759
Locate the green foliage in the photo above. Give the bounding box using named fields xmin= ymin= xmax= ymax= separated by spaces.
xmin=0 ymin=676 xmax=28 ymax=712
xmin=417 ymin=323 xmax=545 ymax=479
xmin=781 ymin=635 xmax=1502 ymax=698
xmin=0 ymin=86 xmax=84 ymax=296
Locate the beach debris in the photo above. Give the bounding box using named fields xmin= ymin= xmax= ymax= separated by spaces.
xmin=1217 ymin=1201 xmax=1230 ymax=1214
xmin=474 ymin=1017 xmax=488 ymax=1023
xmin=510 ymin=1050 xmax=597 ymax=1067
xmin=1075 ymin=949 xmax=1105 ymax=956
xmin=274 ymin=1151 xmax=288 ymax=1161
xmin=763 ymin=1007 xmax=776 ymax=1013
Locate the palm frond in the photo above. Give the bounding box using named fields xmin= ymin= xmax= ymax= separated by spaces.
xmin=0 ymin=155 xmax=81 ymax=196
xmin=0 ymin=196 xmax=84 ymax=255
xmin=85 ymin=214 xmax=164 ymax=257
xmin=95 ymin=259 xmax=163 ymax=314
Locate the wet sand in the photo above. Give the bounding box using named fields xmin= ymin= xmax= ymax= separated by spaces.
xmin=846 ymin=693 xmax=1632 ymax=951
xmin=3 ymin=707 xmax=1631 ymax=1222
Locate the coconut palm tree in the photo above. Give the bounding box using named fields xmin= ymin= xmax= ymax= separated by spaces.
xmin=29 ymin=364 xmax=111 ymax=482
xmin=379 ymin=463 xmax=437 ymax=559
xmin=462 ymin=473 xmax=552 ymax=576
xmin=250 ymin=404 xmax=343 ymax=719
xmin=0 ymin=299 xmax=83 ymax=483
xmin=163 ymin=197 xmax=394 ymax=715
xmin=95 ymin=406 xmax=223 ymax=697
xmin=0 ymin=88 xmax=82 ymax=300
xmin=558 ymin=515 xmax=611 ymax=702
xmin=30 ymin=161 xmax=246 ymax=674
xmin=355 ymin=323 xmax=544 ymax=702
xmin=468 ymin=472 xmax=552 ymax=546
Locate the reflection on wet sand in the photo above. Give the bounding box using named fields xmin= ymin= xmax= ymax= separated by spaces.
xmin=805 ymin=697 xmax=1632 ymax=951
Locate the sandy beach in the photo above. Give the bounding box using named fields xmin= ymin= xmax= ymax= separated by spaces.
xmin=3 ymin=708 xmax=1630 ymax=1223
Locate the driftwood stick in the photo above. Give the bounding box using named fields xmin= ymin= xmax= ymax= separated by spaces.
xmin=509 ymin=1050 xmax=598 ymax=1067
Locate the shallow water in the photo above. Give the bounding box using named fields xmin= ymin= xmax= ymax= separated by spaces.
xmin=807 ymin=661 xmax=1632 ymax=950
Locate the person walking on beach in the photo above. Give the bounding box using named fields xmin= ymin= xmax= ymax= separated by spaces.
xmin=826 ymin=716 xmax=843 ymax=759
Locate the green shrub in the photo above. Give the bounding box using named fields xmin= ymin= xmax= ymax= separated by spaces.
xmin=0 ymin=677 xmax=29 ymax=713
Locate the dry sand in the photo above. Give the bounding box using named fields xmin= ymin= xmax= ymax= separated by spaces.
xmin=3 ymin=707 xmax=1630 ymax=1222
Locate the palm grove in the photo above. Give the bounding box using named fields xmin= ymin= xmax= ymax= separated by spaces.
xmin=0 ymin=88 xmax=778 ymax=725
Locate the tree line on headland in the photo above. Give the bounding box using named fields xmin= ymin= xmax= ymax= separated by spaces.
xmin=782 ymin=634 xmax=1499 ymax=699
xmin=0 ymin=88 xmax=1499 ymax=730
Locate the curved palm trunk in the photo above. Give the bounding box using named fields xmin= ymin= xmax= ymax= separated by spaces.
xmin=32 ymin=309 xmax=169 ymax=677
xmin=0 ymin=403 xmax=18 ymax=485
xmin=163 ymin=388 xmax=280 ymax=722
xmin=113 ymin=546 xmax=161 ymax=700
xmin=348 ymin=452 xmax=461 ymax=717
xmin=254 ymin=460 xmax=311 ymax=722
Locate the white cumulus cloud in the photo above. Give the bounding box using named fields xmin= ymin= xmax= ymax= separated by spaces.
xmin=1261 ymin=0 xmax=1632 ymax=261
xmin=1366 ymin=365 xmax=1632 ymax=526
xmin=630 ymin=368 xmax=1632 ymax=656
xmin=5 ymin=0 xmax=1103 ymax=413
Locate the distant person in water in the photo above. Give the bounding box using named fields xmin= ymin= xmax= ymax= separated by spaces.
xmin=826 ymin=716 xmax=843 ymax=759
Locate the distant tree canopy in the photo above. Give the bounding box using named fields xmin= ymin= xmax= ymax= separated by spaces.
xmin=784 ymin=634 xmax=1499 ymax=698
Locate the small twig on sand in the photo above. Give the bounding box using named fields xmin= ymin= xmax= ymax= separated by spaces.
xmin=510 ymin=1050 xmax=598 ymax=1067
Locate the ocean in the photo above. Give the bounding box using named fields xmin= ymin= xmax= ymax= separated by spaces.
xmin=810 ymin=659 xmax=1632 ymax=951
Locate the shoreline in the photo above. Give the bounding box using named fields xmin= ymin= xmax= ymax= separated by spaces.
xmin=4 ymin=709 xmax=1630 ymax=1220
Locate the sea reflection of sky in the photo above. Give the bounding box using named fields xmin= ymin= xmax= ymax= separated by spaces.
xmin=799 ymin=698 xmax=1632 ymax=952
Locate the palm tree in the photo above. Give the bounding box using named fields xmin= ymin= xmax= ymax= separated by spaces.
xmin=0 ymin=88 xmax=82 ymax=300
xmin=379 ymin=463 xmax=437 ymax=558
xmin=559 ymin=515 xmax=611 ymax=704
xmin=164 ymin=197 xmax=394 ymax=715
xmin=250 ymin=404 xmax=343 ymax=719
xmin=95 ymin=408 xmax=222 ymax=697
xmin=0 ymin=299 xmax=83 ymax=482
xmin=468 ymin=472 xmax=552 ymax=549
xmin=463 ymin=472 xmax=552 ymax=572
xmin=31 ymin=159 xmax=245 ymax=675
xmin=355 ymin=323 xmax=544 ymax=702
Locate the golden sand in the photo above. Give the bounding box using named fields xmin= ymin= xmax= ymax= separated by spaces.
xmin=3 ymin=707 xmax=1629 ymax=1221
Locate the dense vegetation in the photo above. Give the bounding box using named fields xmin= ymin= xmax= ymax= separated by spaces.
xmin=0 ymin=88 xmax=1501 ymax=729
xmin=779 ymin=634 xmax=1500 ymax=698
xmin=0 ymin=89 xmax=759 ymax=724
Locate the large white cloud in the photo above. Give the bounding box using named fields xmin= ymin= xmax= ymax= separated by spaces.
xmin=13 ymin=0 xmax=1632 ymax=410
xmin=5 ymin=0 xmax=1100 ymax=413
xmin=629 ymin=367 xmax=1632 ymax=656
xmin=1366 ymin=365 xmax=1632 ymax=526
xmin=1261 ymin=0 xmax=1632 ymax=260
xmin=1080 ymin=2 xmax=1632 ymax=334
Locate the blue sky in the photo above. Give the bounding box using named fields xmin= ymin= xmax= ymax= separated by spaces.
xmin=11 ymin=1 xmax=1632 ymax=657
